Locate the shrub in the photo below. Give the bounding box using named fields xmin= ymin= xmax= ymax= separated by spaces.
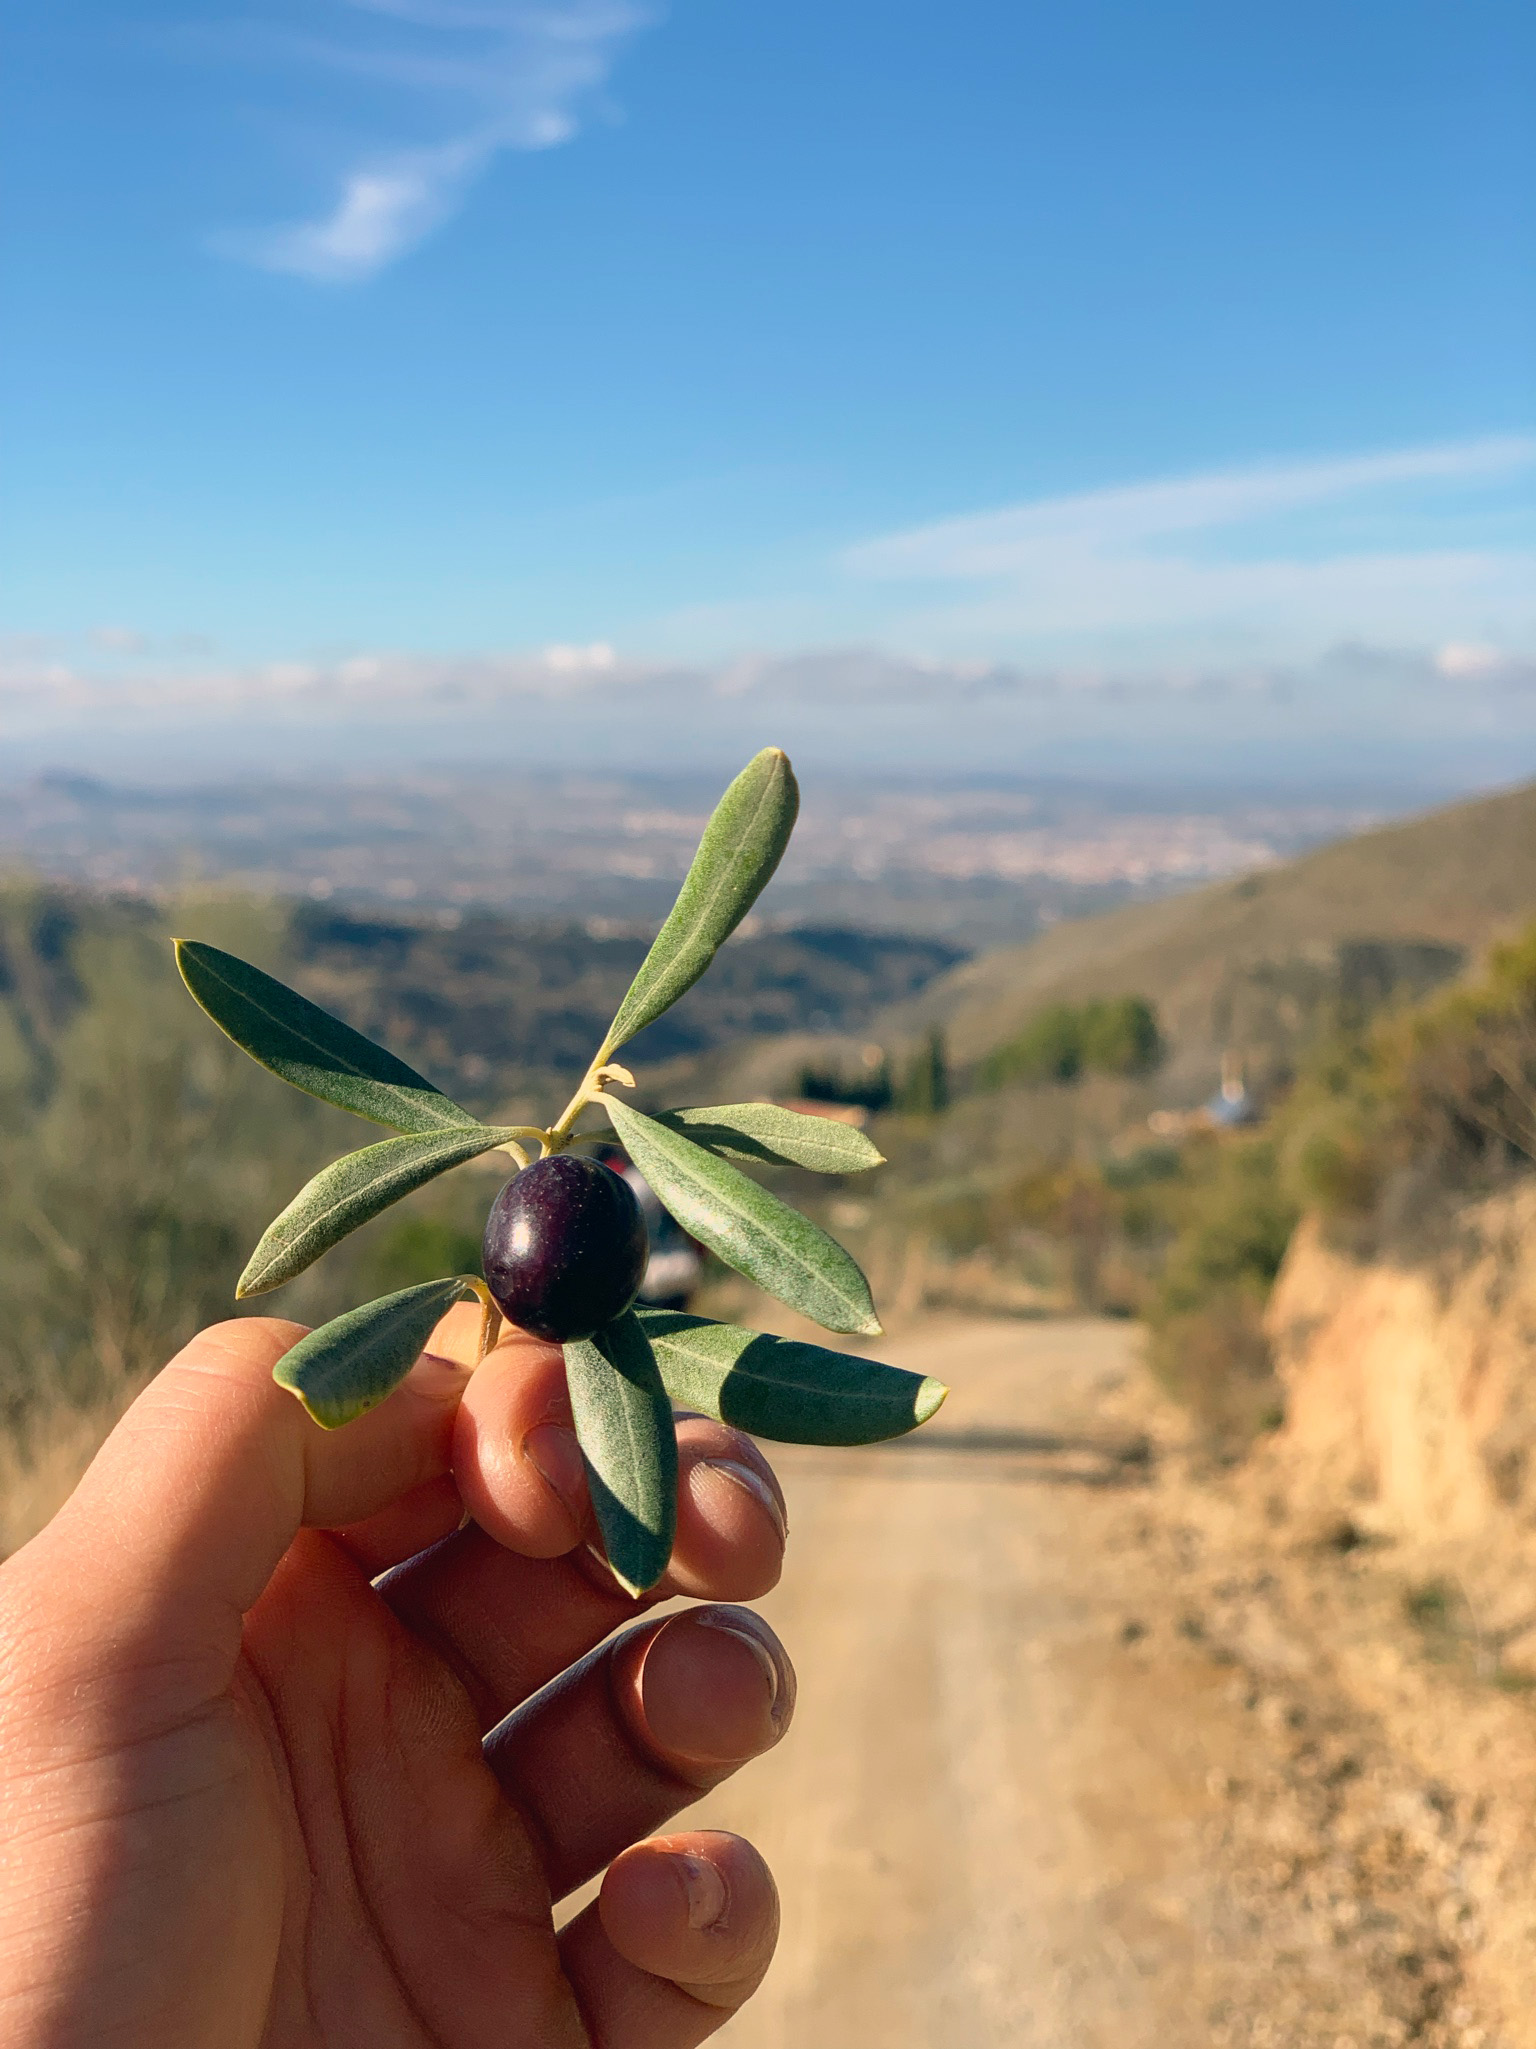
xmin=1151 ymin=1137 xmax=1299 ymax=1320
xmin=1141 ymin=1135 xmax=1297 ymax=1448
xmin=796 ymin=1055 xmax=893 ymax=1112
xmin=1276 ymin=920 xmax=1536 ymax=1228
xmin=1148 ymin=1295 xmax=1282 ymax=1454
xmin=979 ymin=995 xmax=1163 ymax=1089
xmin=1079 ymin=996 xmax=1164 ymax=1076
xmin=364 ymin=1214 xmax=485 ymax=1296
xmin=895 ymin=1029 xmax=949 ymax=1115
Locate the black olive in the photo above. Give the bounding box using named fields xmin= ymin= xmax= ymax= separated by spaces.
xmin=482 ymin=1153 xmax=649 ymax=1343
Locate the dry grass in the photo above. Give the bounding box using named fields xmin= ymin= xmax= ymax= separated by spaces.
xmin=0 ymin=1396 xmax=130 ymax=1559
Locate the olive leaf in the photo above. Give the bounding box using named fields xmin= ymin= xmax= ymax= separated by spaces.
xmin=564 ymin=1311 xmax=678 ymax=1596
xmin=239 ymin=1124 xmax=520 ymax=1296
xmin=638 ymin=1310 xmax=945 ymax=1444
xmin=602 ymin=749 xmax=798 ymax=1054
xmin=176 ymin=940 xmax=475 ymax=1134
xmin=655 ymin=1102 xmax=883 ymax=1175
xmin=604 ymin=1099 xmax=881 ymax=1336
xmin=273 ymin=1277 xmax=472 ymax=1429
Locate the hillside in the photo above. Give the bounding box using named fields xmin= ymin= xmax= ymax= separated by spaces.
xmin=880 ymin=779 xmax=1536 ymax=1100
xmin=0 ymin=886 xmax=962 ymax=1114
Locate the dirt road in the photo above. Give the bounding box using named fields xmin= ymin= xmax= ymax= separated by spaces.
xmin=681 ymin=1317 xmax=1498 ymax=2049
xmin=688 ymin=1316 xmax=1252 ymax=2046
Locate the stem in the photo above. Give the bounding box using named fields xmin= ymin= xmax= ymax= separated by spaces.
xmin=496 ymin=1127 xmax=552 ymax=1170
xmin=476 ymin=1294 xmax=503 ymax=1364
xmin=461 ymin=1277 xmax=504 ymax=1363
xmin=546 ymin=1050 xmax=635 ymax=1151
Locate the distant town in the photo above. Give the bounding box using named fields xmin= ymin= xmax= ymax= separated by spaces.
xmin=1 ymin=768 xmax=1400 ymax=944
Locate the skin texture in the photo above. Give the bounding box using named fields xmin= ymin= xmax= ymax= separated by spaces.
xmin=0 ymin=1304 xmax=794 ymax=2048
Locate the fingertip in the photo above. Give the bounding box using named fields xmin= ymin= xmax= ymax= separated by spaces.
xmin=424 ymin=1298 xmax=488 ymax=1370
xmin=626 ymin=1605 xmax=794 ymax=1770
xmin=598 ymin=1832 xmax=780 ymax=1998
xmin=180 ymin=1314 xmax=314 ymax=1377
xmin=399 ymin=1347 xmax=475 ymax=1408
xmin=452 ymin=1327 xmax=586 ymax=1557
xmin=668 ymin=1422 xmax=788 ymax=1601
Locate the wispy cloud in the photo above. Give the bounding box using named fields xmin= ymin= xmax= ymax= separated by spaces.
xmin=213 ymin=1 xmax=656 ymax=282
xmin=5 ymin=634 xmax=1535 ymax=727
xmin=842 ymin=436 xmax=1536 ymax=662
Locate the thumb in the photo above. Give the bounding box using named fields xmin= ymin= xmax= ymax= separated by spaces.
xmin=14 ymin=1316 xmax=470 ymax=1704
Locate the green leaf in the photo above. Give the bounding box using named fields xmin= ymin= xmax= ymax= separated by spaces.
xmin=176 ymin=939 xmax=474 ymax=1134
xmin=655 ymin=1102 xmax=883 ymax=1175
xmin=638 ymin=1310 xmax=945 ymax=1445
xmin=605 ymin=1099 xmax=881 ymax=1336
xmin=273 ymin=1278 xmax=472 ymax=1430
xmin=564 ymin=1312 xmax=678 ymax=1596
xmin=603 ymin=749 xmax=799 ymax=1052
xmin=239 ymin=1124 xmax=519 ymax=1296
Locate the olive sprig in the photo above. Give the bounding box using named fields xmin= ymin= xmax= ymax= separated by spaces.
xmin=175 ymin=748 xmax=947 ymax=1593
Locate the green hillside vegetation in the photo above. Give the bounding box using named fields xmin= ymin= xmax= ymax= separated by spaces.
xmin=1280 ymin=921 xmax=1536 ymax=1233
xmin=1145 ymin=923 xmax=1536 ymax=1444
xmin=880 ymin=780 xmax=1536 ymax=1103
xmin=290 ymin=906 xmax=962 ymax=1098
xmin=794 ymin=1027 xmax=954 ymax=1118
xmin=977 ymin=995 xmax=1162 ymax=1088
xmin=0 ymin=889 xmax=362 ymax=1432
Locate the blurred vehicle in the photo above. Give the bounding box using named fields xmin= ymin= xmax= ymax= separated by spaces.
xmin=597 ymin=1146 xmax=704 ymax=1311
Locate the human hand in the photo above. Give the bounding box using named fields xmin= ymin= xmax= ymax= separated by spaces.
xmin=0 ymin=1306 xmax=793 ymax=2048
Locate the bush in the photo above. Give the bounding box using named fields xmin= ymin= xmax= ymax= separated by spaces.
xmin=1140 ymin=1135 xmax=1297 ymax=1448
xmin=363 ymin=1214 xmax=485 ymax=1296
xmin=796 ymin=1055 xmax=892 ymax=1112
xmin=1148 ymin=1295 xmax=1283 ymax=1454
xmin=979 ymin=995 xmax=1162 ymax=1089
xmin=0 ymin=924 xmax=359 ymax=1429
xmin=1079 ymin=996 xmax=1164 ymax=1076
xmin=1151 ymin=1137 xmax=1299 ymax=1317
xmin=1276 ymin=921 xmax=1536 ymax=1230
xmin=895 ymin=1029 xmax=949 ymax=1115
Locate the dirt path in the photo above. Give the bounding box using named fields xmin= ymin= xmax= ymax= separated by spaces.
xmin=682 ymin=1316 xmax=1506 ymax=2049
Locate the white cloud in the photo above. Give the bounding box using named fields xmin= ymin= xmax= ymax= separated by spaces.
xmin=215 ymin=1 xmax=655 ymax=282
xmin=0 ymin=637 xmax=1517 ymax=727
xmin=6 ymin=637 xmax=1536 ymax=784
xmin=843 ymin=437 xmax=1536 ymax=663
xmin=544 ymin=640 xmax=617 ymax=672
xmin=1436 ymin=641 xmax=1536 ymax=685
xmin=238 ymin=137 xmax=490 ymax=282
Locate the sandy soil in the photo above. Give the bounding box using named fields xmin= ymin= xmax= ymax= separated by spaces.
xmin=677 ymin=1316 xmax=1521 ymax=2049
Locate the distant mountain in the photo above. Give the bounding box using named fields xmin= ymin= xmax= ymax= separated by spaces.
xmin=879 ymin=780 xmax=1536 ymax=1103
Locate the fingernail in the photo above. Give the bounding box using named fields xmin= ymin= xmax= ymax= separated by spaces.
xmin=675 ymin=1852 xmax=729 ymax=1932
xmin=694 ymin=1609 xmax=785 ymax=1727
xmin=523 ymin=1423 xmax=586 ymax=1526
xmin=696 ymin=1458 xmax=788 ymax=1544
xmin=408 ymin=1350 xmax=472 ymax=1400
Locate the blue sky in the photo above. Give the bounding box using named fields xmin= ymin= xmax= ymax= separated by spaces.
xmin=2 ymin=0 xmax=1533 ymax=780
